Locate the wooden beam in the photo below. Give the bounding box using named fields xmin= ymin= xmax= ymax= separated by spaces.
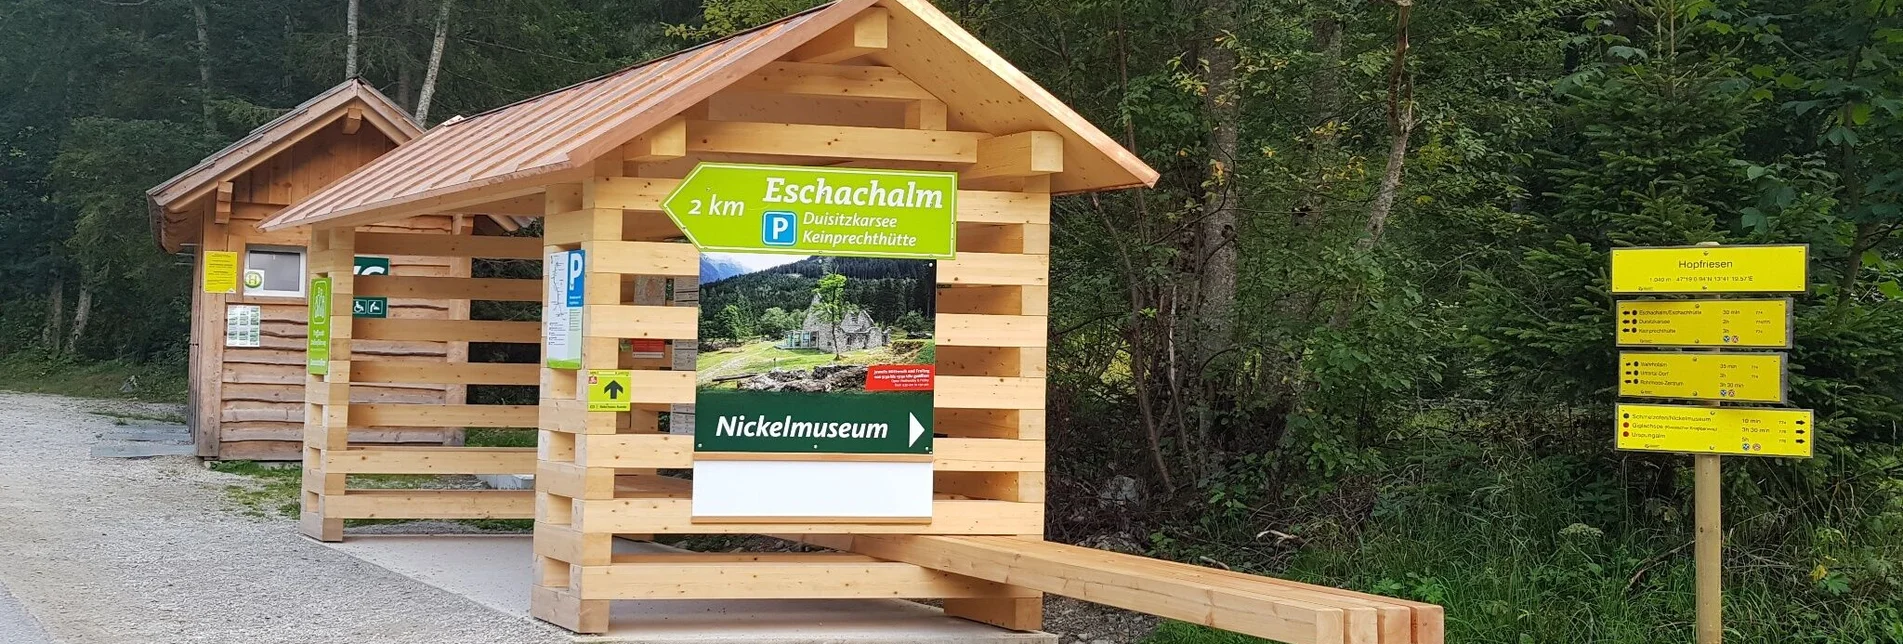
xmin=582 ymin=305 xmax=698 ymax=340
xmin=936 ymin=314 xmax=1047 ymax=348
xmin=354 ymin=275 xmax=541 ymax=301
xmin=790 ymin=7 xmax=889 ymax=64
xmin=580 ymin=240 xmax=699 ymax=276
xmin=572 ymin=558 xmax=1034 ymax=600
xmin=350 ymin=403 xmax=539 ymax=428
xmin=354 ymin=232 xmax=543 ymax=258
xmin=831 ymin=536 xmax=1364 ymax=644
xmin=727 ymin=62 xmax=935 ymax=102
xmin=341 ymin=106 xmax=363 ymax=134
xmin=686 ymin=120 xmax=980 ymax=164
xmin=350 ymin=361 xmax=542 ymax=385
xmin=325 ymin=489 xmax=533 ymax=519
xmin=965 ymin=131 xmax=1064 ymax=181
xmin=574 ymin=498 xmax=1041 ymax=535
xmin=353 ymin=319 xmax=539 ymax=343
xmin=624 ymin=116 xmax=687 ymax=163
xmin=327 ymin=447 xmax=536 ymax=475
xmin=214 ymin=181 xmax=234 ymax=224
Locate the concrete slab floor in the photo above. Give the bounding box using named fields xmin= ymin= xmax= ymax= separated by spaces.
xmin=327 ymin=534 xmax=1057 ymax=644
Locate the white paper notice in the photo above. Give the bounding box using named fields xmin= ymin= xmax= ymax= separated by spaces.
xmin=225 ymin=304 xmax=262 ymax=348
xmin=544 ymin=249 xmax=584 ymax=369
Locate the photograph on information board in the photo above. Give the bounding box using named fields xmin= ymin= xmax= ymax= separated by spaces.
xmin=693 ymin=251 xmax=936 ymax=455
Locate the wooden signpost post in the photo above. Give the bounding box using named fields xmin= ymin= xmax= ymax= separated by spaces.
xmin=1611 ymin=242 xmax=1811 ymax=644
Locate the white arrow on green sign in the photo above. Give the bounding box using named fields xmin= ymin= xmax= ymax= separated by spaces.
xmin=661 ymin=163 xmax=958 ymax=259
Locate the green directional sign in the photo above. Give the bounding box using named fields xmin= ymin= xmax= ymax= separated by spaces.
xmin=661 ymin=162 xmax=957 ymax=259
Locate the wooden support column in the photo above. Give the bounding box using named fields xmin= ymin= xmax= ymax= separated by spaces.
xmin=531 ymin=183 xmax=614 ymax=635
xmin=936 ymin=160 xmax=1056 ymax=632
xmin=299 ymin=226 xmax=356 ymax=542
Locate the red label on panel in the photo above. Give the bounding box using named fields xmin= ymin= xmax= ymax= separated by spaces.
xmin=865 ymin=365 xmax=935 ymax=391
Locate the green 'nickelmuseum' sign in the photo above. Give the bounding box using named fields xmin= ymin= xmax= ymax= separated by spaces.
xmin=662 ymin=163 xmax=958 ymax=259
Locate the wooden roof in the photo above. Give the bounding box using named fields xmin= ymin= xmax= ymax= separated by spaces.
xmin=260 ymin=0 xmax=1157 ymax=232
xmin=146 ymin=79 xmax=422 ymax=250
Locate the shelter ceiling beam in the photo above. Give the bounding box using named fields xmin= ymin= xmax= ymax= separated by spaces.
xmin=341 ymin=106 xmax=363 ymax=134
xmin=965 ymin=131 xmax=1063 ymax=181
xmin=726 ymin=62 xmax=935 ymax=102
xmin=789 ymin=7 xmax=888 ymax=64
xmin=623 ymin=116 xmax=687 ymax=163
xmin=685 ymin=120 xmax=980 ymax=164
xmin=213 ymin=181 xmax=234 ymax=224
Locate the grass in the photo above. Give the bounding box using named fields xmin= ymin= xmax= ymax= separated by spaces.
xmin=465 ymin=427 xmax=537 ymax=447
xmin=0 ymin=356 xmax=187 ymax=403
xmin=695 ymin=339 xmax=935 ymax=382
xmin=208 ymin=460 xmax=302 ymax=519
xmin=1137 ymin=451 xmax=1903 ymax=644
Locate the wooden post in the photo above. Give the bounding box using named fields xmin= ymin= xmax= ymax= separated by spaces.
xmin=1691 ymin=239 xmax=1722 ymax=644
xmin=1694 ymin=453 xmax=1721 ymax=644
xmin=300 ymin=226 xmax=356 ymax=542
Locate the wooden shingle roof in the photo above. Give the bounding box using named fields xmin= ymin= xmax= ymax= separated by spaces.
xmin=262 ymin=0 xmax=1156 ymax=232
xmin=147 ymin=79 xmax=421 ymax=250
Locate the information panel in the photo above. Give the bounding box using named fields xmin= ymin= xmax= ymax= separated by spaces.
xmin=1617 ymin=299 xmax=1792 ymax=348
xmin=1618 ymin=352 xmax=1787 ymax=403
xmin=1616 ymin=403 xmax=1813 ymax=457
xmin=1610 ymin=245 xmax=1807 ymax=293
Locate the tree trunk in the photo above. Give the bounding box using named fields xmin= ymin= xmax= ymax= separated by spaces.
xmin=190 ymin=0 xmax=214 ymax=130
xmin=1292 ymin=14 xmax=1342 ymax=229
xmin=1356 ymin=0 xmax=1415 ymax=252
xmin=65 ymin=285 xmax=93 ymax=356
xmin=42 ymin=274 xmax=64 ymax=354
xmin=413 ymin=0 xmax=453 ymax=123
xmin=345 ymin=0 xmax=360 ymax=78
xmin=1197 ymin=0 xmax=1241 ymax=362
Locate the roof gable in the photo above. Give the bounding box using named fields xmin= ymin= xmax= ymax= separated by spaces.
xmin=261 ymin=0 xmax=1157 ymax=232
xmin=147 ymin=79 xmax=420 ymax=212
xmin=147 ymin=79 xmax=421 ymax=251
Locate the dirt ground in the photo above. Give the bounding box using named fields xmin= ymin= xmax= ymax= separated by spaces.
xmin=0 ymin=391 xmax=570 ymax=644
xmin=0 ymin=390 xmax=1160 ymax=644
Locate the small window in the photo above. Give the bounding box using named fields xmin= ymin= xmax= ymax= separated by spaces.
xmin=244 ymin=246 xmax=306 ymax=297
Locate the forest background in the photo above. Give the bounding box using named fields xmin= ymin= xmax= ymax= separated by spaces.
xmin=0 ymin=0 xmax=1899 ymax=641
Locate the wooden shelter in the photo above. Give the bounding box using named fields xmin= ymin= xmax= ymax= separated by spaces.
xmin=147 ymin=79 xmax=527 ymax=461
xmin=259 ymin=2 xmax=1445 ymax=643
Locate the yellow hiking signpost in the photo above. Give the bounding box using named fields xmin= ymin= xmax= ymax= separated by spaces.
xmin=1617 ymin=352 xmax=1787 ymax=403
xmin=1610 ymin=242 xmax=1811 ymax=644
xmin=1616 ymin=403 xmax=1814 ymax=458
xmin=1609 ymin=244 xmax=1808 ymax=293
xmin=1616 ymin=299 xmax=1792 ymax=348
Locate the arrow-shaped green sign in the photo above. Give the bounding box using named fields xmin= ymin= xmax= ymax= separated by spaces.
xmin=660 ymin=163 xmax=958 ymax=259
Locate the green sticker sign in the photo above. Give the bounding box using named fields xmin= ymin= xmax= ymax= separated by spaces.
xmin=662 ymin=163 xmax=957 ymax=259
xmin=307 ymin=277 xmax=332 ymax=375
xmin=352 ymin=296 xmax=387 ymax=318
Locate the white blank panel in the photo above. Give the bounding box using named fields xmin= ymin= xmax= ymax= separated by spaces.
xmin=692 ymin=460 xmax=932 ymax=520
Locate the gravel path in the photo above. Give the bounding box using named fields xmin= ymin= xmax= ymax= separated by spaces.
xmin=0 ymin=391 xmax=569 ymax=644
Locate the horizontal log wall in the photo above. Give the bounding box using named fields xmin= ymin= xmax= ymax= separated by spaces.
xmin=300 ymin=227 xmax=545 ymax=542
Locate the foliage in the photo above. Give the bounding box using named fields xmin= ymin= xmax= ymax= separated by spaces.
xmin=2 ymin=0 xmax=1901 ymax=639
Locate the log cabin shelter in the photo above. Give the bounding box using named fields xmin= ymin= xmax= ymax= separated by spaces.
xmin=146 ymin=78 xmax=529 ymax=461
xmin=254 ymin=1 xmax=1446 ymax=643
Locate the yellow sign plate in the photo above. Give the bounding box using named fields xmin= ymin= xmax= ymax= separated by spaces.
xmin=587 ymin=370 xmax=632 ymax=412
xmin=1617 ymin=403 xmax=1813 ymax=458
xmin=203 ymin=250 xmax=239 ymax=294
xmin=1619 ymin=352 xmax=1786 ymax=403
xmin=1617 ymin=299 xmax=1792 ymax=348
xmin=1610 ymin=245 xmax=1807 ymax=293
